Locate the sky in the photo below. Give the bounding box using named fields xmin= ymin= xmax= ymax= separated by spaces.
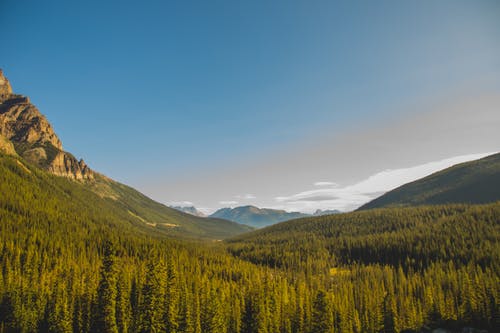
xmin=1 ymin=0 xmax=499 ymax=213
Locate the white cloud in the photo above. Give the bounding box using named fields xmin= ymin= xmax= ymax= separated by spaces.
xmin=235 ymin=194 xmax=256 ymax=199
xmin=314 ymin=181 xmax=339 ymax=187
xmin=275 ymin=152 xmax=495 ymax=213
xmin=219 ymin=200 xmax=239 ymax=206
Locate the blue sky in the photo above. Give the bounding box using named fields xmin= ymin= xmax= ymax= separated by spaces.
xmin=2 ymin=1 xmax=499 ymax=212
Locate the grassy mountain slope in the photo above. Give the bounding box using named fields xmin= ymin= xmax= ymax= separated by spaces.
xmin=0 ymin=153 xmax=251 ymax=239
xmin=210 ymin=205 xmax=308 ymax=228
xmin=358 ymin=152 xmax=500 ymax=210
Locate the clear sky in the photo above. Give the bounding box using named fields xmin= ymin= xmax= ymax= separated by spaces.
xmin=2 ymin=0 xmax=499 ymax=213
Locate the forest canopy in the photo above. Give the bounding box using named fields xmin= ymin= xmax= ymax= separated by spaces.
xmin=0 ymin=153 xmax=499 ymax=332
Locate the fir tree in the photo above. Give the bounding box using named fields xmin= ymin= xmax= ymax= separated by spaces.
xmin=93 ymin=241 xmax=119 ymax=333
xmin=311 ymin=290 xmax=332 ymax=333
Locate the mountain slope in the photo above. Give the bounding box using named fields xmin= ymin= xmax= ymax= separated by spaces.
xmin=0 ymin=69 xmax=250 ymax=239
xmin=0 ymin=152 xmax=251 ymax=239
xmin=210 ymin=205 xmax=308 ymax=228
xmin=227 ymin=203 xmax=500 ymax=273
xmin=358 ymin=152 xmax=500 ymax=210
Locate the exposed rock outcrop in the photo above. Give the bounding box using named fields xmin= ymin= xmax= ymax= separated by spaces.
xmin=0 ymin=69 xmax=13 ymax=99
xmin=47 ymin=152 xmax=94 ymax=180
xmin=0 ymin=133 xmax=16 ymax=155
xmin=0 ymin=95 xmax=62 ymax=149
xmin=21 ymin=147 xmax=46 ymax=164
xmin=0 ymin=69 xmax=94 ymax=180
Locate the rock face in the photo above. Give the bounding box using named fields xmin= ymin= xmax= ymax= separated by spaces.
xmin=0 ymin=69 xmax=13 ymax=97
xmin=0 ymin=69 xmax=94 ymax=180
xmin=47 ymin=152 xmax=93 ymax=180
xmin=0 ymin=95 xmax=62 ymax=149
xmin=0 ymin=133 xmax=16 ymax=155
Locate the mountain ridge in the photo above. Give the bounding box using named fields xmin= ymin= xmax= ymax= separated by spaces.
xmin=0 ymin=69 xmax=94 ymax=180
xmin=210 ymin=205 xmax=310 ymax=228
xmin=358 ymin=152 xmax=500 ymax=210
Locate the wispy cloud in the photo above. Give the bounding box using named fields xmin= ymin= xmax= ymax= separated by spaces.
xmin=275 ymin=152 xmax=494 ymax=213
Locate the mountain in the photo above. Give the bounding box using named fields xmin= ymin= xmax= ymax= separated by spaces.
xmin=210 ymin=205 xmax=309 ymax=228
xmin=0 ymin=69 xmax=251 ymax=239
xmin=209 ymin=205 xmax=341 ymax=227
xmin=313 ymin=209 xmax=341 ymax=216
xmin=358 ymin=152 xmax=500 ymax=210
xmin=0 ymin=70 xmax=94 ymax=180
xmin=171 ymin=205 xmax=206 ymax=217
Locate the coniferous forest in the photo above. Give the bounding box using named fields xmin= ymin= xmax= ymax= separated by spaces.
xmin=0 ymin=152 xmax=499 ymax=332
xmin=3 ymin=1 xmax=500 ymax=332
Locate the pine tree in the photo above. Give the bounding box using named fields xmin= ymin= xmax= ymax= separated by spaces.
xmin=311 ymin=290 xmax=332 ymax=333
xmin=383 ymin=291 xmax=398 ymax=333
xmin=93 ymin=241 xmax=119 ymax=333
xmin=165 ymin=258 xmax=180 ymax=332
xmin=116 ymin=273 xmax=131 ymax=333
xmin=47 ymin=283 xmax=72 ymax=333
xmin=138 ymin=259 xmax=166 ymax=333
xmin=241 ymin=291 xmax=259 ymax=333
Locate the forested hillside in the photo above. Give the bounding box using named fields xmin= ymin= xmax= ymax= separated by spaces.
xmin=0 ymin=69 xmax=250 ymax=240
xmin=359 ymin=152 xmax=500 ymax=210
xmin=0 ymin=153 xmax=250 ymax=240
xmin=0 ymin=152 xmax=279 ymax=332
xmin=1 ymin=150 xmax=498 ymax=333
xmin=227 ymin=204 xmax=500 ymax=332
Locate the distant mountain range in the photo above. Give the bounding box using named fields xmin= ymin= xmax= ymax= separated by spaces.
xmin=358 ymin=152 xmax=500 ymax=210
xmin=208 ymin=205 xmax=341 ymax=228
xmin=171 ymin=206 xmax=206 ymax=217
xmin=313 ymin=209 xmax=342 ymax=216
xmin=210 ymin=206 xmax=308 ymax=228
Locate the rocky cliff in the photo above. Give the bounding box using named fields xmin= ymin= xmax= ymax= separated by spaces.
xmin=0 ymin=69 xmax=94 ymax=180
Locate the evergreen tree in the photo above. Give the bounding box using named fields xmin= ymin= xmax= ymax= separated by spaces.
xmin=311 ymin=290 xmax=332 ymax=333
xmin=116 ymin=273 xmax=131 ymax=333
xmin=241 ymin=291 xmax=260 ymax=333
xmin=165 ymin=258 xmax=180 ymax=332
xmin=138 ymin=259 xmax=166 ymax=333
xmin=93 ymin=241 xmax=119 ymax=333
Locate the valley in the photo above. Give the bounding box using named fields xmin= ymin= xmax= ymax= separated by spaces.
xmin=1 ymin=2 xmax=500 ymax=330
